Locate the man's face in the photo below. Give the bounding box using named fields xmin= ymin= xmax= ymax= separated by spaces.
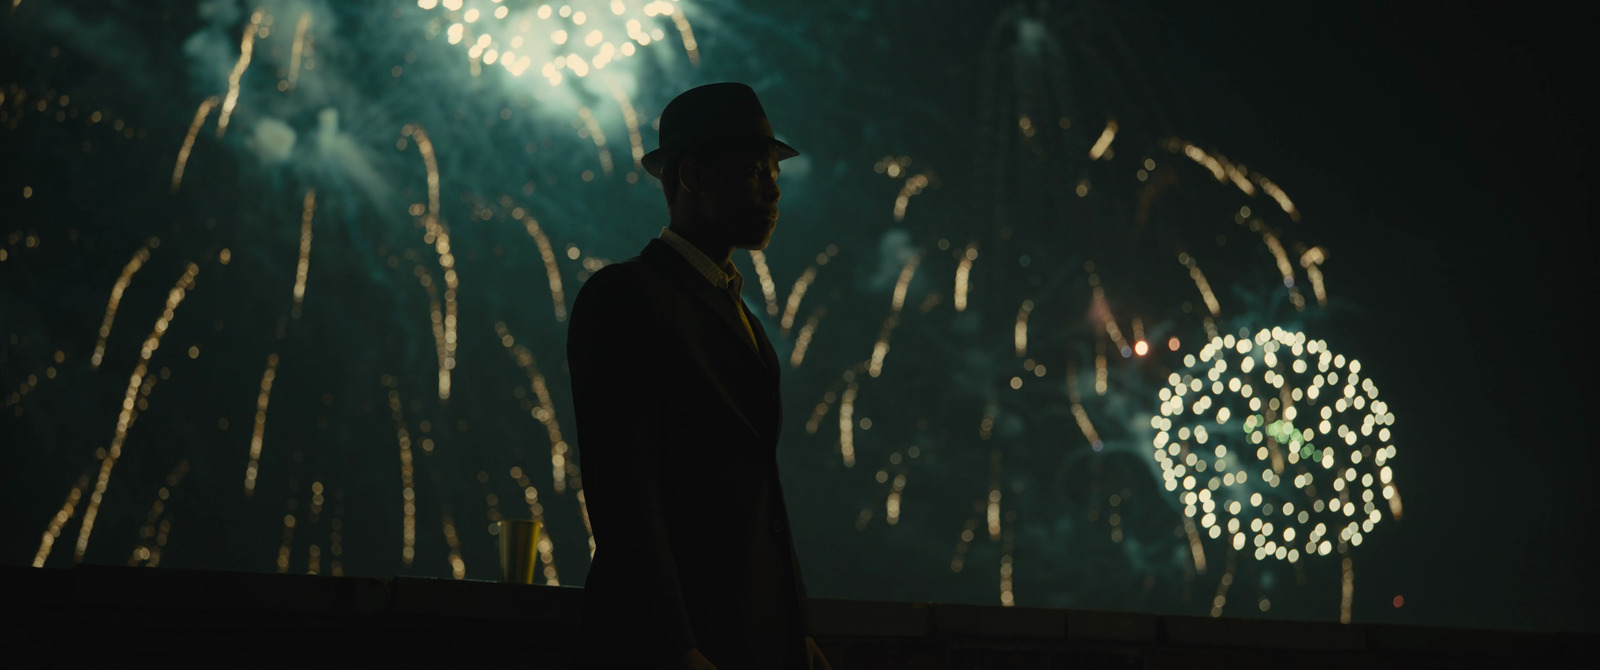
xmin=694 ymin=143 xmax=783 ymax=250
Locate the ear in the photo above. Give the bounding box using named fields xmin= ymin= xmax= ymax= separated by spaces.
xmin=678 ymin=154 xmax=701 ymax=195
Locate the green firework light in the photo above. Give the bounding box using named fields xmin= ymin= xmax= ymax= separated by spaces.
xmin=1151 ymin=328 xmax=1405 ymax=569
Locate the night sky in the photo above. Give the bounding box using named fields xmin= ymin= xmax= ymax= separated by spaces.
xmin=1160 ymin=1 xmax=1594 ymax=631
xmin=2 ymin=0 xmax=1591 ymax=634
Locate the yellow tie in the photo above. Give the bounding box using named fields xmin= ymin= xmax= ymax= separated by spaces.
xmin=725 ymin=271 xmax=759 ymax=351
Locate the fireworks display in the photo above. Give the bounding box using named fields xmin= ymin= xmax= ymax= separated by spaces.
xmin=1154 ymin=328 xmax=1404 ymax=621
xmin=2 ymin=0 xmax=1426 ymax=626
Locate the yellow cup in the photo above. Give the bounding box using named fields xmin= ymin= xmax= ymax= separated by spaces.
xmin=496 ymin=519 xmax=542 ymax=585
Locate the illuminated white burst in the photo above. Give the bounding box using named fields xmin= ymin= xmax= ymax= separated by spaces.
xmin=418 ymin=0 xmax=696 ymax=84
xmin=1151 ymin=328 xmax=1403 ymax=572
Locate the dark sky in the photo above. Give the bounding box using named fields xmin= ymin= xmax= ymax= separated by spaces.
xmin=1154 ymin=1 xmax=1593 ymax=630
xmin=1 ymin=0 xmax=1589 ymax=634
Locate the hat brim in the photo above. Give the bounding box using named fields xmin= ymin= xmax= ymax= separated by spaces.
xmin=642 ymin=138 xmax=800 ymax=179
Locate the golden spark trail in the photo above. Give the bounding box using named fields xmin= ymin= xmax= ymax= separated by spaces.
xmin=891 ymin=255 xmax=918 ymax=311
xmin=171 ymin=98 xmax=217 ymax=193
xmin=291 ymin=189 xmax=315 ymax=319
xmin=1254 ymin=174 xmax=1300 ymax=221
xmin=653 ymin=2 xmax=700 ymax=65
xmin=838 ymin=380 xmax=858 ymax=467
xmin=275 ymin=511 xmax=296 ymax=573
xmin=1171 ymin=138 xmax=1300 ymax=219
xmin=892 ymin=173 xmax=931 ymax=222
xmin=1209 ymin=555 xmax=1237 ymax=617
xmin=987 ymin=485 xmax=1002 ymax=540
xmin=868 ymin=320 xmax=898 ymax=377
xmin=34 ymin=473 xmax=89 ymax=567
xmin=954 ymin=243 xmax=976 ymax=312
xmin=869 ymin=254 xmax=920 ymax=378
xmin=1219 ymin=155 xmax=1255 ymax=195
xmin=748 ymin=250 xmax=779 ymax=317
xmin=92 ymin=239 xmax=156 ymax=368
xmin=402 ymin=124 xmax=458 ymax=399
xmin=1088 ymin=289 xmax=1131 ymax=363
xmin=1065 ymin=364 xmax=1103 ymax=450
xmin=510 ymin=207 xmax=567 ymax=321
xmin=495 ymin=322 xmax=573 ymax=492
xmin=75 ymin=263 xmax=200 ymax=563
xmin=1087 ymin=119 xmax=1117 ymax=160
xmin=779 ymin=246 xmax=837 ymax=333
xmin=383 ymin=377 xmax=418 ymax=566
xmin=885 ymin=471 xmax=907 ymax=525
xmin=1179 ymin=253 xmax=1222 ymax=317
xmin=242 ymin=353 xmax=279 ymax=498
xmin=287 ymin=13 xmax=311 ymax=91
xmin=414 ymin=264 xmax=449 ymax=399
xmin=309 ymin=480 xmax=324 ymax=523
xmin=216 ymin=9 xmax=264 ymax=139
xmin=1095 ymin=340 xmax=1108 ymax=396
xmin=442 ymin=507 xmax=466 ymax=579
xmin=1014 ymin=300 xmax=1032 ymax=357
xmin=1300 ymin=247 xmax=1328 ymax=306
xmin=576 ymin=107 xmax=614 ymax=176
xmin=780 ymin=268 xmax=816 ymax=334
xmin=606 ymin=79 xmax=646 ymax=169
xmin=949 ymin=514 xmax=979 ymax=572
xmin=1183 ymin=515 xmax=1208 ymax=574
xmin=1176 ymin=140 xmax=1226 ymax=181
xmin=1340 ymin=555 xmax=1355 ymax=624
xmin=789 ymin=306 xmax=825 ymax=368
xmin=985 ymin=442 xmax=1004 ymax=540
xmin=129 ymin=459 xmax=189 ymax=567
xmin=805 ymin=389 xmax=838 ymax=435
xmin=1259 ymin=229 xmax=1306 ymax=310
xmin=999 ymin=529 xmax=1015 ymax=606
xmin=145 ymin=518 xmax=171 ymax=567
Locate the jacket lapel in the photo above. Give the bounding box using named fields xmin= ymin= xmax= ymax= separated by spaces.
xmin=745 ymin=303 xmax=781 ymax=377
xmin=642 ymin=239 xmax=776 ymax=379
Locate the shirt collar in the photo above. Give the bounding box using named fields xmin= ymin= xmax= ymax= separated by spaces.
xmin=659 ymin=226 xmax=743 ymax=294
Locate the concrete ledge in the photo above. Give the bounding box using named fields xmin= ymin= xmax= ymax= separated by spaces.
xmin=1 ymin=565 xmax=1587 ymax=669
xmin=810 ymin=598 xmax=931 ymax=637
xmin=388 ymin=575 xmax=583 ymax=624
xmin=1067 ymin=609 xmax=1160 ymax=643
xmin=933 ymin=601 xmax=1066 ymax=639
xmin=1164 ymin=615 xmax=1365 ymax=650
xmin=63 ymin=564 xmax=392 ymax=616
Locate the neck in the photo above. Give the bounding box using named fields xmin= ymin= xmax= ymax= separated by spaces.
xmin=668 ymin=217 xmax=734 ymax=268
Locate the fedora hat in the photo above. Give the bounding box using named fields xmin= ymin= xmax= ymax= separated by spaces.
xmin=641 ymin=82 xmax=799 ymax=179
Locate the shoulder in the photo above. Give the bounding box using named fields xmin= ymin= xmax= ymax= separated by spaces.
xmin=575 ymin=257 xmax=656 ymax=304
xmin=570 ymin=256 xmax=671 ymax=329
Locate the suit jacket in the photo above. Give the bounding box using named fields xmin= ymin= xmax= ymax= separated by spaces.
xmin=568 ymin=237 xmax=812 ymax=669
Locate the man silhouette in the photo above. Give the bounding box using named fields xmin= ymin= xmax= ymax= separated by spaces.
xmin=567 ymin=83 xmax=831 ymax=670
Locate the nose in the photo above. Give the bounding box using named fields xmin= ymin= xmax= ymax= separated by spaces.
xmin=764 ymin=169 xmax=781 ymax=205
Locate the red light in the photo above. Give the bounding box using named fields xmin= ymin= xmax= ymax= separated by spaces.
xmin=1393 ymin=595 xmax=1404 ymax=608
xmin=1167 ymin=336 xmax=1180 ymax=351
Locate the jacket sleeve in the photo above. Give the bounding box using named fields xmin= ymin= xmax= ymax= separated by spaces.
xmin=568 ymin=266 xmax=697 ymax=656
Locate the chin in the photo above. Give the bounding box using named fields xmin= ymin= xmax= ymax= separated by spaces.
xmin=737 ymin=236 xmax=773 ymax=251
xmin=736 ymin=222 xmax=777 ymax=250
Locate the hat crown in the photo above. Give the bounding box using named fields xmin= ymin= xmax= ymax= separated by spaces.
xmin=642 ymin=82 xmax=798 ymax=178
xmin=659 ymin=82 xmax=771 ymax=141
